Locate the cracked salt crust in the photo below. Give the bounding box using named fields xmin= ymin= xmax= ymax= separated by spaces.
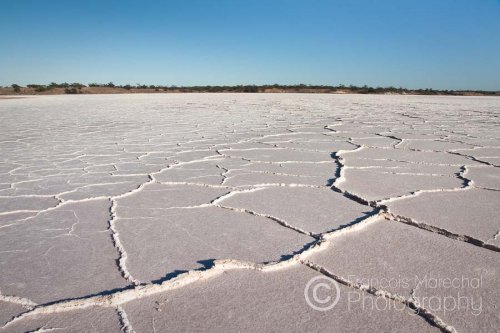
xmin=219 ymin=186 xmax=373 ymax=235
xmin=465 ymin=166 xmax=500 ymax=190
xmin=0 ymin=199 xmax=129 ymax=304
xmin=337 ymin=168 xmax=465 ymax=202
xmin=122 ymin=265 xmax=439 ymax=332
xmin=115 ymin=205 xmax=314 ymax=283
xmin=387 ymin=188 xmax=500 ymax=247
xmin=309 ymin=218 xmax=500 ymax=332
xmin=0 ymin=94 xmax=499 ymax=332
xmin=1 ymin=306 xmax=122 ymax=332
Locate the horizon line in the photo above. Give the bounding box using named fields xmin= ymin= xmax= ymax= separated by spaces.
xmin=3 ymin=82 xmax=499 ymax=93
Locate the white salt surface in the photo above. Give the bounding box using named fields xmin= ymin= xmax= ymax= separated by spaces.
xmin=0 ymin=93 xmax=498 ymax=332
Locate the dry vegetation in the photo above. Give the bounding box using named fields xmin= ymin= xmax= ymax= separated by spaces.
xmin=1 ymin=83 xmax=498 ymax=96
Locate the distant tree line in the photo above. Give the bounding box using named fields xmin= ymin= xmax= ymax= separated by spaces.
xmin=4 ymin=82 xmax=499 ymax=96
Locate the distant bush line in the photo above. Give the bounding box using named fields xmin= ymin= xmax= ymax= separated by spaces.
xmin=2 ymin=83 xmax=499 ymax=96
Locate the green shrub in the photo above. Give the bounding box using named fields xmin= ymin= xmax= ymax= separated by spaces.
xmin=11 ymin=84 xmax=21 ymax=93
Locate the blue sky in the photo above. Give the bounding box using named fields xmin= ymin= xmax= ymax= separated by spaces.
xmin=1 ymin=0 xmax=499 ymax=90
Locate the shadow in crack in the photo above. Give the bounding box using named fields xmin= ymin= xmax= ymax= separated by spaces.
xmin=197 ymin=259 xmax=217 ymax=269
xmin=151 ymin=259 xmax=216 ymax=285
xmin=39 ymin=284 xmax=136 ymax=307
xmin=320 ymin=208 xmax=381 ymax=236
xmin=329 ymin=152 xmax=342 ymax=179
xmin=278 ymin=239 xmax=318 ymax=261
xmin=329 ymin=151 xmax=374 ymax=206
xmin=151 ymin=270 xmax=189 ymax=285
xmin=325 ymin=177 xmax=336 ymax=186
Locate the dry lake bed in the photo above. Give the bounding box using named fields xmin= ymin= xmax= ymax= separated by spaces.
xmin=0 ymin=94 xmax=499 ymax=332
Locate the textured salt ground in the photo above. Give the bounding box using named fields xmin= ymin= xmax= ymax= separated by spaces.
xmin=0 ymin=94 xmax=499 ymax=332
xmin=336 ymin=168 xmax=464 ymax=202
xmin=115 ymin=206 xmax=314 ymax=283
xmin=122 ymin=265 xmax=439 ymax=333
xmin=0 ymin=306 xmax=123 ymax=332
xmin=465 ymin=166 xmax=500 ymax=190
xmin=342 ymin=146 xmax=481 ymax=166
xmin=340 ymin=158 xmax=461 ymax=174
xmin=0 ymin=302 xmax=24 ymax=327
xmin=222 ymin=170 xmax=330 ymax=187
xmin=0 ymin=196 xmax=59 ymax=214
xmin=399 ymin=141 xmax=472 ymax=151
xmin=309 ymin=218 xmax=500 ymax=333
xmin=0 ymin=199 xmax=129 ymax=304
xmin=386 ymin=188 xmax=500 ymax=247
xmin=219 ymin=186 xmax=372 ymax=235
xmin=154 ymin=164 xmax=224 ymax=185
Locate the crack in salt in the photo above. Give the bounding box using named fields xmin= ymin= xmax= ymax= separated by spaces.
xmin=0 ymin=290 xmax=37 ymax=310
xmin=301 ymin=260 xmax=457 ymax=333
xmin=327 ymin=134 xmax=500 ymax=254
xmin=116 ymin=305 xmax=135 ymax=333
xmin=382 ymin=212 xmax=500 ymax=253
xmin=108 ymin=199 xmax=140 ymax=285
xmin=1 ymin=209 xmax=383 ymax=329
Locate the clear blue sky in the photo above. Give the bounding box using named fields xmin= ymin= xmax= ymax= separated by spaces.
xmin=1 ymin=0 xmax=499 ymax=90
